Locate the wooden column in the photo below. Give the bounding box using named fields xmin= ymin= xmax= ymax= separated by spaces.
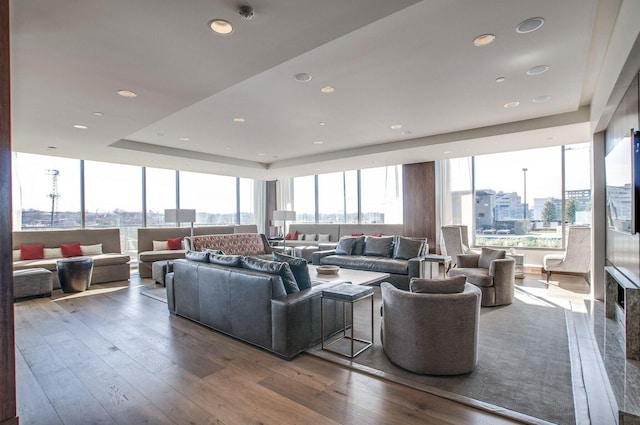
xmin=0 ymin=1 xmax=18 ymax=424
xmin=402 ymin=162 xmax=436 ymax=253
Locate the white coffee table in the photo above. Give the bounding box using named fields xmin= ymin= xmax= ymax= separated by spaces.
xmin=308 ymin=264 xmax=390 ymax=286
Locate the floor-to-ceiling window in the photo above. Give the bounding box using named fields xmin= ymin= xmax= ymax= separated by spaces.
xmin=239 ymin=178 xmax=255 ymax=224
xmin=318 ymin=172 xmax=346 ymax=223
xmin=360 ymin=165 xmax=403 ymax=224
xmin=179 ymin=171 xmax=237 ymax=225
xmin=292 ymin=175 xmax=316 ymax=223
xmin=145 ymin=167 xmax=177 ymax=227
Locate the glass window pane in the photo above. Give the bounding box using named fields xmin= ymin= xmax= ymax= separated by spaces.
xmin=146 ymin=167 xmax=177 ymax=227
xmin=318 ymin=172 xmax=345 ymax=223
xmin=239 ymin=178 xmax=255 ymax=224
xmin=360 ymin=165 xmax=403 ymax=223
xmin=180 ymin=171 xmax=236 ymax=224
xmin=293 ymin=175 xmax=316 ymax=223
xmin=474 ymin=147 xmax=562 ymax=248
xmin=564 ymin=143 xmax=592 ymax=226
xmin=344 ymin=170 xmax=359 ymax=223
xmin=12 ymin=153 xmax=81 ymax=230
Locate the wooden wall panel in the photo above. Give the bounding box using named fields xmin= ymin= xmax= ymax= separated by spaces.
xmin=266 ymin=180 xmax=277 ymax=236
xmin=0 ymin=0 xmax=18 ymax=423
xmin=402 ymin=162 xmax=436 ymax=253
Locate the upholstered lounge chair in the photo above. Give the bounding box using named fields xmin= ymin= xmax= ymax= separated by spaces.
xmin=448 ymin=247 xmax=515 ymax=307
xmin=543 ymin=226 xmax=591 ymax=283
xmin=440 ymin=225 xmax=470 ymax=267
xmin=380 ymin=278 xmax=481 ymax=375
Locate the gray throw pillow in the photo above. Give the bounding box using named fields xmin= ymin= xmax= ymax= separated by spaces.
xmin=478 ymin=247 xmax=506 ymax=269
xmin=209 ymin=253 xmax=243 ymax=267
xmin=185 ymin=250 xmax=209 ymax=263
xmin=241 ymin=256 xmax=300 ymax=294
xmin=352 ymin=236 xmax=366 ymax=255
xmin=363 ymin=236 xmax=394 ymax=257
xmin=410 ymin=276 xmax=466 ymax=294
xmin=272 ymin=252 xmax=311 ymax=290
xmin=393 ymin=236 xmax=425 ymax=260
xmin=335 ymin=236 xmax=356 ymax=255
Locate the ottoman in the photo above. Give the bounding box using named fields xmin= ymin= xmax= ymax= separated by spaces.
xmin=152 ymin=260 xmax=174 ymax=286
xmin=294 ymin=246 xmax=318 ymax=263
xmin=13 ymin=268 xmax=53 ymax=299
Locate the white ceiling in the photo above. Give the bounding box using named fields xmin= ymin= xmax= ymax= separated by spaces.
xmin=10 ymin=0 xmax=621 ymax=180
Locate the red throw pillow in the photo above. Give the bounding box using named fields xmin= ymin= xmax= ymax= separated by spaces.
xmin=351 ymin=233 xmax=364 ymax=237
xmin=285 ymin=231 xmax=298 ymax=240
xmin=370 ymin=233 xmax=383 ymax=237
xmin=60 ymin=243 xmax=83 ymax=258
xmin=20 ymin=244 xmax=44 ymax=260
xmin=167 ymin=237 xmax=182 ymax=250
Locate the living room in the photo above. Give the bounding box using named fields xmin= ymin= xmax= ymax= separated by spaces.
xmin=2 ymin=1 xmax=640 ymax=424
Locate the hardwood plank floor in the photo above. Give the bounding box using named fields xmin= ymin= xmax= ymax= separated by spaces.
xmin=14 ymin=275 xmax=523 ymax=425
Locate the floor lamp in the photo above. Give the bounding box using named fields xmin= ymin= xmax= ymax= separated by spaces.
xmin=273 ymin=210 xmax=296 ymax=250
xmin=165 ymin=209 xmax=196 ymax=238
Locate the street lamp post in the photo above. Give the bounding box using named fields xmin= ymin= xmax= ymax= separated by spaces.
xmin=522 ymin=168 xmax=528 ymax=221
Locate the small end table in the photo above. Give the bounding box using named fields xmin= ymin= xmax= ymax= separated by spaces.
xmin=57 ymin=257 xmax=94 ymax=293
xmin=321 ymin=283 xmax=374 ymax=358
xmin=420 ymin=254 xmax=452 ymax=279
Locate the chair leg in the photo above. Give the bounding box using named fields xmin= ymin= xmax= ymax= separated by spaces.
xmin=546 ymin=270 xmax=551 ymax=283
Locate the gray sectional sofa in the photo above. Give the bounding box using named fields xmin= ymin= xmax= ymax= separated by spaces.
xmin=167 ymin=253 xmax=343 ymax=359
xmin=12 ymin=228 xmax=130 ymax=288
xmin=137 ymin=224 xmax=257 ymax=277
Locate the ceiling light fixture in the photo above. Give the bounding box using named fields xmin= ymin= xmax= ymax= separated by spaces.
xmin=179 ymin=137 xmax=190 ymax=141
xmin=320 ymin=86 xmax=335 ymax=93
xmin=473 ymin=34 xmax=495 ymax=47
xmin=516 ymin=17 xmax=545 ymax=34
xmin=313 ymin=141 xmax=323 ymax=145
xmin=390 ymin=124 xmax=402 ymax=130
xmin=238 ymin=5 xmax=255 ymax=20
xmin=294 ymin=73 xmax=312 ymax=82
xmin=209 ymin=19 xmax=233 ymax=35
xmin=93 ymin=112 xmax=103 ymax=116
xmin=443 ymin=151 xmax=452 ymax=154
xmin=527 ymin=65 xmax=549 ymax=76
xmin=532 ymin=95 xmax=551 ymax=103
xmin=225 ymin=146 xmax=232 ymax=150
xmin=73 ymin=124 xmax=88 ymax=129
xmin=504 ymin=101 xmax=520 ymax=108
xmin=258 ymin=153 xmax=265 ymax=156
xmin=319 ymin=122 xmax=326 ymax=126
xmin=47 ymin=146 xmax=56 ymax=150
xmin=233 ymin=117 xmax=246 ymax=122
xmin=495 ymin=77 xmax=505 ymax=83
xmin=117 ymin=89 xmax=137 ymax=98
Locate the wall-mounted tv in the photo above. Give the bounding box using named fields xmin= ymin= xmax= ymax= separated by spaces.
xmin=606 ymin=129 xmax=640 ymax=234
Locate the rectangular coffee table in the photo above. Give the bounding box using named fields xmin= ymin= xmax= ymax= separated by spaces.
xmin=308 ymin=264 xmax=390 ymax=286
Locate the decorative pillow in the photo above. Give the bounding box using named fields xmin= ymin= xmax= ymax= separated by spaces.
xmin=81 ymin=243 xmax=103 ymax=256
xmin=152 ymin=240 xmax=169 ymax=251
xmin=285 ymin=231 xmax=298 ymax=241
xmin=297 ymin=234 xmax=305 ymax=240
xmin=363 ymin=236 xmax=394 ymax=257
xmin=272 ymin=252 xmax=311 ymax=290
xmin=12 ymin=249 xmax=20 ymax=261
xmin=393 ymin=236 xmax=425 ymax=260
xmin=186 ymin=250 xmax=209 ymax=263
xmin=205 ymin=249 xmax=225 ymax=255
xmin=478 ymin=247 xmax=506 ymax=269
xmin=352 ymin=236 xmax=366 ymax=255
xmin=44 ymin=247 xmax=63 ymax=259
xmin=167 ymin=237 xmax=182 ymax=250
xmin=318 ymin=234 xmax=330 ymax=242
xmin=303 ymin=234 xmax=316 ymax=241
xmin=410 ymin=276 xmax=466 ymax=294
xmin=60 ymin=243 xmax=83 ymax=258
xmin=20 ymin=244 xmax=44 ymax=260
xmin=241 ymin=256 xmax=299 ymax=294
xmin=351 ymin=233 xmax=364 ymax=236
xmin=370 ymin=233 xmax=383 ymax=237
xmin=335 ymin=236 xmax=356 ymax=255
xmin=209 ymin=253 xmax=243 ymax=267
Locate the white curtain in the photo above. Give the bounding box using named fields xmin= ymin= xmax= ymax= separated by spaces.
xmin=253 ymin=180 xmax=266 ymax=234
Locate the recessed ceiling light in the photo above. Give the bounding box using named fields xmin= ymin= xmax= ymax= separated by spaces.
xmin=516 ymin=17 xmax=545 ymax=34
xmin=532 ymin=95 xmax=551 ymax=103
xmin=527 ymin=65 xmax=549 ymax=76
xmin=313 ymin=141 xmax=323 ymax=145
xmin=93 ymin=112 xmax=103 ymax=116
xmin=117 ymin=89 xmax=137 ymax=98
xmin=320 ymin=86 xmax=335 ymax=93
xmin=209 ymin=19 xmax=233 ymax=35
xmin=233 ymin=117 xmax=245 ymax=122
xmin=179 ymin=137 xmax=190 ymax=141
xmin=390 ymin=124 xmax=402 ymax=130
xmin=294 ymin=73 xmax=312 ymax=82
xmin=495 ymin=77 xmax=505 ymax=83
xmin=473 ymin=34 xmax=495 ymax=47
xmin=73 ymin=124 xmax=88 ymax=129
xmin=504 ymin=101 xmax=520 ymax=108
xmin=47 ymin=146 xmax=56 ymax=150
xmin=225 ymin=146 xmax=232 ymax=150
xmin=319 ymin=122 xmax=326 ymax=126
xmin=443 ymin=151 xmax=452 ymax=154
xmin=258 ymin=153 xmax=265 ymax=156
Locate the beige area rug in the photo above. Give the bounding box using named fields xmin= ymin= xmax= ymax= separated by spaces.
xmin=308 ymin=286 xmax=576 ymax=425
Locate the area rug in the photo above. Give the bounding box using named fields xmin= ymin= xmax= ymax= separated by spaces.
xmin=308 ymin=287 xmax=576 ymax=425
xmin=140 ymin=286 xmax=168 ymax=303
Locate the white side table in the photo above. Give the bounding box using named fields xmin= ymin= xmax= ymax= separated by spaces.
xmin=420 ymin=254 xmax=452 ymax=279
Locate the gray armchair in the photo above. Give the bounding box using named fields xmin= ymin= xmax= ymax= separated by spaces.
xmin=448 ymin=247 xmax=515 ymax=307
xmin=380 ymin=279 xmax=481 ymax=375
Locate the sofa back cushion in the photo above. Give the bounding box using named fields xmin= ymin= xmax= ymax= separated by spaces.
xmin=272 ymin=252 xmax=312 ymax=290
xmin=209 ymin=253 xmax=243 ymax=267
xmin=335 ymin=236 xmax=356 ymax=255
xmin=364 ymin=236 xmax=394 ymax=257
xmin=478 ymin=247 xmax=506 ymax=269
xmin=241 ymin=256 xmax=300 ymax=294
xmin=186 ymin=250 xmax=209 ymax=263
xmin=410 ymin=276 xmax=466 ymax=294
xmin=393 ymin=236 xmax=426 ymax=260
xmin=191 ymin=233 xmax=266 ymax=255
xmin=60 ymin=243 xmax=83 ymax=258
xmin=20 ymin=244 xmax=44 ymax=260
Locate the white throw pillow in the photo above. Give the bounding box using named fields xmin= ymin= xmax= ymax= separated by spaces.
xmin=153 ymin=240 xmax=169 ymax=251
xmin=318 ymin=234 xmax=330 ymax=242
xmin=304 ymin=234 xmax=316 ymax=241
xmin=44 ymin=247 xmax=63 ymax=259
xmin=12 ymin=249 xmax=20 ymax=261
xmin=297 ymin=234 xmax=305 ymax=240
xmin=81 ymin=243 xmax=103 ymax=255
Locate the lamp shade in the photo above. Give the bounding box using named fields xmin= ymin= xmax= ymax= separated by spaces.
xmin=273 ymin=210 xmax=296 ymax=221
xmin=164 ymin=209 xmax=196 ymax=222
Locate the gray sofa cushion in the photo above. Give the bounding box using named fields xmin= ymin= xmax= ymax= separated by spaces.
xmin=352 ymin=236 xmax=366 ymax=255
xmin=364 ymin=236 xmax=394 ymax=257
xmin=335 ymin=236 xmax=356 ymax=255
xmin=186 ymin=250 xmax=209 ymax=262
xmin=321 ymin=255 xmax=408 ymax=275
xmin=450 ymin=267 xmax=494 ymax=287
xmin=209 ymin=254 xmax=243 ymax=267
xmin=241 ymin=256 xmax=300 ymax=294
xmin=478 ymin=247 xmax=506 ymax=269
xmin=272 ymin=252 xmax=312 ymax=290
xmin=393 ymin=236 xmax=425 ymax=260
xmin=410 ymin=276 xmax=466 ymax=294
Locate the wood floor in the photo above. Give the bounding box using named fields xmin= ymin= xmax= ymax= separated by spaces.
xmin=13 ymin=275 xmax=526 ymax=425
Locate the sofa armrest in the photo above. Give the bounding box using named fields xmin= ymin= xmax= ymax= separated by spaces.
xmin=259 ymin=234 xmax=274 ymax=254
xmin=312 ymin=249 xmax=336 ymax=264
xmin=408 ymin=257 xmax=423 ymax=280
xmin=489 ymin=258 xmax=515 ymax=304
xmin=457 ymin=253 xmax=480 ymax=268
xmin=166 ymin=272 xmax=176 ymax=314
